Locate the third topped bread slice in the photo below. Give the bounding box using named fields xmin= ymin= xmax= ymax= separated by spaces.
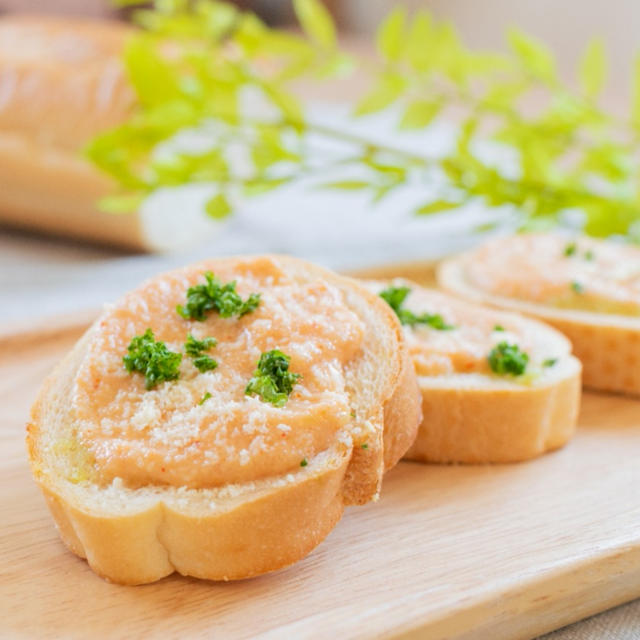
xmin=438 ymin=233 xmax=640 ymax=396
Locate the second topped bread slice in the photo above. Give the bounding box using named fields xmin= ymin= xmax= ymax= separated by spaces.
xmin=366 ymin=279 xmax=582 ymax=464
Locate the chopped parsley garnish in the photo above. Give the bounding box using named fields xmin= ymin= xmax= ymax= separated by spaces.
xmin=543 ymin=358 xmax=558 ymax=368
xmin=199 ymin=391 xmax=212 ymax=405
xmin=571 ymin=281 xmax=585 ymax=294
xmin=185 ymin=334 xmax=218 ymax=373
xmin=123 ymin=328 xmax=182 ymax=389
xmin=563 ymin=242 xmax=577 ymax=257
xmin=487 ymin=341 xmax=529 ymax=376
xmin=300 ymin=458 xmax=308 ymax=467
xmin=361 ymin=443 xmax=369 ymax=449
xmin=379 ymin=286 xmax=454 ymax=330
xmin=350 ymin=409 xmax=356 ymax=418
xmin=177 ymin=271 xmax=260 ymax=321
xmin=584 ymin=249 xmax=595 ymax=261
xmin=493 ymin=324 xmax=505 ymax=332
xmin=245 ymin=349 xmax=301 ymax=407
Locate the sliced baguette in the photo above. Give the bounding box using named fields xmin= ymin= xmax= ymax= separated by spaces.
xmin=365 ymin=279 xmax=581 ymax=464
xmin=438 ymin=235 xmax=640 ymax=396
xmin=27 ymin=256 xmax=421 ymax=585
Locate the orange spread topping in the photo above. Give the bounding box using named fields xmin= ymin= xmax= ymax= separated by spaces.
xmin=396 ymin=288 xmax=538 ymax=377
xmin=71 ymin=257 xmax=364 ymax=489
xmin=465 ymin=233 xmax=640 ymax=316
xmin=366 ymin=282 xmax=557 ymax=378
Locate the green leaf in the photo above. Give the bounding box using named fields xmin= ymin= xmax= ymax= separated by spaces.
xmin=98 ymin=194 xmax=144 ymax=214
xmin=579 ymin=38 xmax=607 ymax=98
xmin=415 ymin=200 xmax=460 ymax=215
xmin=315 ymin=52 xmax=356 ymax=79
xmin=377 ymin=7 xmax=406 ymax=62
xmin=261 ymin=84 xmax=305 ymax=125
xmin=483 ymin=81 xmax=528 ymax=110
xmin=406 ymin=11 xmax=433 ymax=72
xmin=354 ymin=72 xmax=406 ymax=115
xmin=432 ymin=22 xmax=466 ymax=83
xmin=321 ymin=180 xmax=370 ymax=190
xmin=293 ymin=0 xmax=336 ymax=49
xmin=632 ymin=54 xmax=640 ymax=129
xmin=243 ymin=177 xmax=291 ymax=197
xmin=507 ymin=28 xmax=556 ymax=82
xmin=399 ymin=99 xmax=441 ymax=129
xmin=205 ymin=194 xmax=232 ymax=219
xmin=123 ymin=36 xmax=181 ymax=107
xmin=112 ymin=0 xmax=147 ymax=7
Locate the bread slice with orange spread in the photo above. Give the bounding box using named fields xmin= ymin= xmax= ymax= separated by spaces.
xmin=27 ymin=255 xmax=421 ymax=585
xmin=438 ymin=232 xmax=640 ymax=396
xmin=365 ymin=279 xmax=581 ymax=464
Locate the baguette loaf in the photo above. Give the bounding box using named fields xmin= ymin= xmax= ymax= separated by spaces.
xmin=0 ymin=15 xmax=199 ymax=250
xmin=438 ymin=233 xmax=640 ymax=396
xmin=0 ymin=15 xmax=142 ymax=247
xmin=365 ymin=279 xmax=581 ymax=463
xmin=27 ymin=255 xmax=421 ymax=584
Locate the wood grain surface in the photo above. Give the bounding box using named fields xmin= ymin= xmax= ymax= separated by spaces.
xmin=2 ymin=263 xmax=640 ymax=639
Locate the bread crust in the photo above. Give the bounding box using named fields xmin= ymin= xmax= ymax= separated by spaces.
xmin=0 ymin=133 xmax=145 ymax=249
xmin=27 ymin=256 xmax=421 ymax=584
xmin=405 ymin=371 xmax=581 ymax=464
xmin=438 ymin=256 xmax=640 ymax=396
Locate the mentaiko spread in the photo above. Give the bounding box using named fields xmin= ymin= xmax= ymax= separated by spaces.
xmin=71 ymin=257 xmax=364 ymax=489
xmin=464 ymin=233 xmax=640 ymax=316
xmin=393 ymin=288 xmax=554 ymax=377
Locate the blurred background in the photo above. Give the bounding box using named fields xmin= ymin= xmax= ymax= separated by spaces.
xmin=1 ymin=0 xmax=639 ymax=323
xmin=1 ymin=0 xmax=637 ymax=104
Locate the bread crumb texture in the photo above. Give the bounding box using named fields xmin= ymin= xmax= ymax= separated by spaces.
xmin=71 ymin=256 xmax=365 ymax=489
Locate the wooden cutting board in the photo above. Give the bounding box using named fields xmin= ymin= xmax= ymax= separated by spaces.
xmin=2 ymin=262 xmax=640 ymax=640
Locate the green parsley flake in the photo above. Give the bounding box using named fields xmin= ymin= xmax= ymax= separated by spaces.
xmin=361 ymin=443 xmax=369 ymax=449
xmin=380 ymin=286 xmax=454 ymax=330
xmin=245 ymin=349 xmax=301 ymax=407
xmin=488 ymin=341 xmax=529 ymax=376
xmin=564 ymin=242 xmax=577 ymax=257
xmin=123 ymin=328 xmax=182 ymax=389
xmin=543 ymin=358 xmax=558 ymax=368
xmin=300 ymin=458 xmax=308 ymax=467
xmin=185 ymin=334 xmax=218 ymax=373
xmin=199 ymin=391 xmax=212 ymax=405
xmin=584 ymin=249 xmax=595 ymax=261
xmin=177 ymin=271 xmax=260 ymax=321
xmin=571 ymin=281 xmax=585 ymax=294
xmin=493 ymin=324 xmax=505 ymax=332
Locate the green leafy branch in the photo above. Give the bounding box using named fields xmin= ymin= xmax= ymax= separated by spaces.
xmin=91 ymin=0 xmax=350 ymax=216
xmin=89 ymin=0 xmax=640 ymax=239
xmin=349 ymin=7 xmax=640 ymax=237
